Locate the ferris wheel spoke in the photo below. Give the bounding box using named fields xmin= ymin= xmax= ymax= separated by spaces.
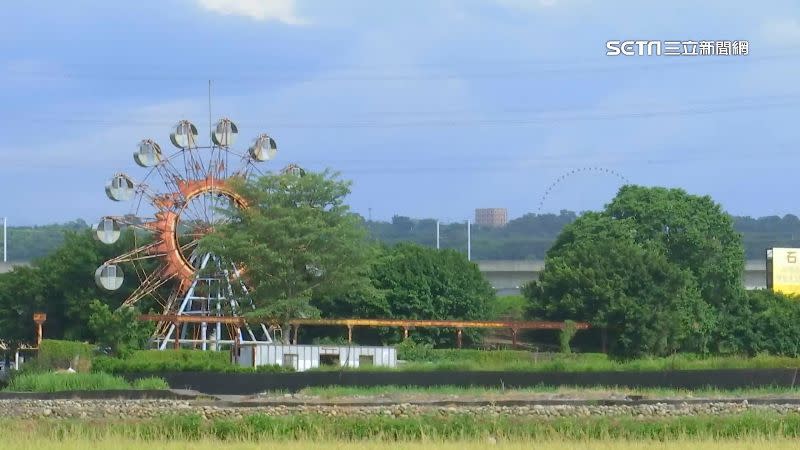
xmin=100 ymin=215 xmax=153 ymax=233
xmin=155 ymin=163 xmax=184 ymax=196
xmin=186 ymin=148 xmax=208 ymax=180
xmin=121 ymin=265 xmax=177 ymax=308
xmin=103 ymin=241 xmax=165 ymax=265
xmin=180 ymin=239 xmax=201 ymax=253
xmin=182 ymin=201 xmax=211 ymax=230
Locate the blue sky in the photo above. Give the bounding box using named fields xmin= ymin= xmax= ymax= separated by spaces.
xmin=2 ymin=0 xmax=800 ymax=225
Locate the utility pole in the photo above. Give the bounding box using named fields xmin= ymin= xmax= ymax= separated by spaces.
xmin=436 ymin=220 xmax=440 ymax=249
xmin=2 ymin=216 xmax=6 ymax=263
xmin=467 ymin=220 xmax=471 ymax=261
xmin=208 ymin=80 xmax=213 ymax=147
xmin=368 ymin=208 xmax=372 ymax=222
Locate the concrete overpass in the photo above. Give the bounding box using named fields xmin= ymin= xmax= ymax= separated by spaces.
xmin=477 ymin=260 xmax=767 ymax=296
xmin=0 ymin=260 xmax=769 ymax=296
xmin=0 ymin=262 xmax=30 ymax=274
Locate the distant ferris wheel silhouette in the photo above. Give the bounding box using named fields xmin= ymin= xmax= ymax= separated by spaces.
xmin=536 ymin=167 xmax=630 ymax=214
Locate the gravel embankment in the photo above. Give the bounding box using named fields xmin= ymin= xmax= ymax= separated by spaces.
xmin=2 ymin=399 xmax=800 ymax=420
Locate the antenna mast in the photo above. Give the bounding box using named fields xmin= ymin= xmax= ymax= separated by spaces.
xmin=208 ymin=80 xmax=213 ymax=146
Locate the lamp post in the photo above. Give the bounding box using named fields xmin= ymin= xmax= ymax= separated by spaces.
xmin=33 ymin=312 xmax=47 ymax=350
xmin=467 ymin=220 xmax=471 ymax=261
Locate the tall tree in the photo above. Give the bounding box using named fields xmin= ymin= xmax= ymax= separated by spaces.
xmin=526 ymin=213 xmax=716 ymax=357
xmin=0 ymin=229 xmax=137 ymax=343
xmin=525 ymin=186 xmax=743 ymax=357
xmin=199 ymin=169 xmax=375 ymax=342
xmin=605 ymin=185 xmax=745 ymax=308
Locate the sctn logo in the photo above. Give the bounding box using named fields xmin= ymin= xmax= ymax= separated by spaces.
xmin=606 ymin=40 xmax=661 ymax=56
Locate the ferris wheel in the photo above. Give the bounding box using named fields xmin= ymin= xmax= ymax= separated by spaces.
xmin=93 ymin=118 xmax=280 ymax=349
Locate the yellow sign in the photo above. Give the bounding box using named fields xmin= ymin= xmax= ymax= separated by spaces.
xmin=770 ymin=248 xmax=800 ymax=296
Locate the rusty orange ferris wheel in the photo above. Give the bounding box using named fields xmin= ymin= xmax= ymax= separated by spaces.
xmin=93 ymin=118 xmax=281 ymax=349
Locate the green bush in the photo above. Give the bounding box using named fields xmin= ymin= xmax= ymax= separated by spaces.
xmin=490 ymin=295 xmax=527 ymax=320
xmin=559 ymin=321 xmax=578 ymax=354
xmin=93 ymin=349 xmax=292 ymax=373
xmin=3 ymin=372 xmax=167 ymax=392
xmin=396 ymin=339 xmax=435 ymax=361
xmin=31 ymin=340 xmax=94 ymax=372
xmin=132 ymin=376 xmax=170 ymax=390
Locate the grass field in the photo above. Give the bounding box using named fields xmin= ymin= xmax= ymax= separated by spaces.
xmin=4 ymin=439 xmax=800 ymax=450
xmin=76 ymin=346 xmax=800 ymax=375
xmin=317 ymin=349 xmax=800 ymax=372
xmin=3 ymin=412 xmax=800 ymax=448
xmin=3 ymin=372 xmax=168 ymax=392
xmin=296 ymin=384 xmax=800 ymax=399
xmin=4 ymin=411 xmax=800 ymax=440
xmin=88 ymin=347 xmax=800 ymax=374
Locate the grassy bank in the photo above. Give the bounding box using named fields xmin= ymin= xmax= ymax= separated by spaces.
xmin=93 ymin=350 xmax=290 ymax=373
xmin=312 ymin=348 xmax=800 ymax=372
xmin=296 ymin=384 xmax=800 ymax=399
xmin=3 ymin=411 xmax=800 ymax=440
xmin=3 ymin=439 xmax=800 ymax=450
xmin=3 ymin=372 xmax=168 ymax=392
xmin=28 ymin=341 xmax=800 ymax=375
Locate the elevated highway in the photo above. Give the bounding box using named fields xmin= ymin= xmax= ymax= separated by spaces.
xmin=477 ymin=259 xmax=767 ymax=296
xmin=0 ymin=262 xmax=29 ymax=274
xmin=0 ymin=260 xmax=769 ymax=297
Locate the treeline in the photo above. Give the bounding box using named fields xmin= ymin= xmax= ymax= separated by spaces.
xmin=6 ymin=212 xmax=800 ymax=262
xmin=370 ymin=211 xmax=800 ymax=260
xmin=2 ymin=219 xmax=89 ymax=262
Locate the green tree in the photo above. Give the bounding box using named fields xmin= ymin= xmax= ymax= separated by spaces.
xmin=365 ymin=243 xmax=494 ymax=346
xmin=525 ymin=208 xmax=718 ymax=357
xmin=725 ymin=289 xmax=800 ymax=356
xmin=199 ymin=170 xmax=375 ymax=342
xmin=605 ymin=186 xmax=745 ymax=308
xmin=87 ymin=300 xmax=153 ymax=357
xmin=0 ymin=229 xmax=138 ymax=343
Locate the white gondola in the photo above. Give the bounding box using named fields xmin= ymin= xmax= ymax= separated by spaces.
xmin=249 ymin=134 xmax=277 ymax=161
xmin=134 ymin=139 xmax=163 ymax=167
xmin=211 ymin=118 xmax=238 ymax=147
xmin=105 ymin=174 xmax=135 ymax=202
xmin=169 ymin=120 xmax=198 ymax=149
xmin=92 ymin=217 xmax=121 ymax=244
xmin=95 ymin=264 xmax=124 ymax=291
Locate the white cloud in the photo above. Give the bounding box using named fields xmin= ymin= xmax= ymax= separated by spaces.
xmin=761 ymin=18 xmax=800 ymax=46
xmin=195 ymin=0 xmax=307 ymax=25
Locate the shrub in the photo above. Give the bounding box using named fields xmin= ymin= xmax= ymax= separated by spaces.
xmin=31 ymin=340 xmax=94 ymax=372
xmin=396 ymin=339 xmax=435 ymax=361
xmin=132 ymin=376 xmax=170 ymax=390
xmin=559 ymin=321 xmax=578 ymax=354
xmin=93 ymin=349 xmax=293 ymax=373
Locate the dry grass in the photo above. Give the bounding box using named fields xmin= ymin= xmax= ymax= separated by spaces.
xmin=3 ymin=438 xmax=800 ymax=450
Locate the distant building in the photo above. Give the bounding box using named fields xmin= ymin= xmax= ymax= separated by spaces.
xmin=475 ymin=208 xmax=508 ymax=227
